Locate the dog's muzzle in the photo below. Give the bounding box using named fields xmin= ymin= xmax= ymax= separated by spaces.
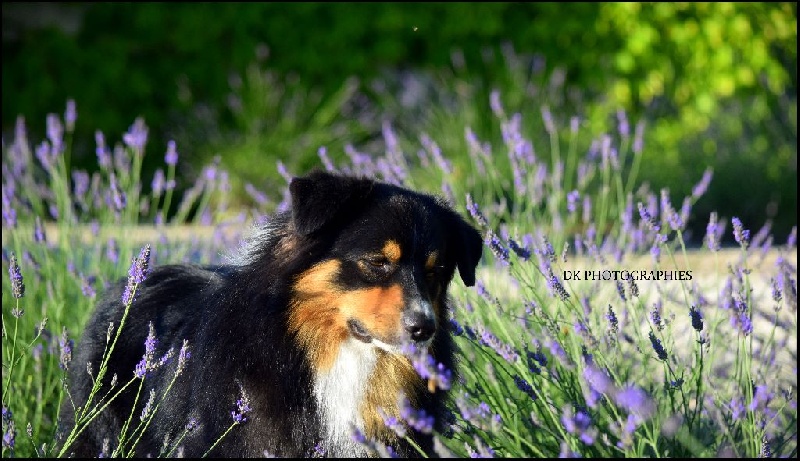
xmin=347 ymin=300 xmax=437 ymax=346
xmin=402 ymin=309 xmax=436 ymax=342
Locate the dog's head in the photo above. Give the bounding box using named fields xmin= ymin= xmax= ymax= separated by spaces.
xmin=285 ymin=171 xmax=482 ymax=366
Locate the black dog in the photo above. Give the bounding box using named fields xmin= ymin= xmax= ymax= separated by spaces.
xmin=60 ymin=171 xmax=482 ymax=457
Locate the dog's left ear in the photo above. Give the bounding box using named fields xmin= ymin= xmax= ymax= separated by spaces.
xmin=289 ymin=171 xmax=374 ymax=236
xmin=447 ymin=210 xmax=483 ymax=287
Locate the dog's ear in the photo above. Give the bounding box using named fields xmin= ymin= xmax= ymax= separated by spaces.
xmin=289 ymin=171 xmax=374 ymax=236
xmin=448 ymin=210 xmax=483 ymax=287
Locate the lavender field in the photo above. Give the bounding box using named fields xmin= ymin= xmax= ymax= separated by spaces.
xmin=2 ymin=91 xmax=797 ymax=457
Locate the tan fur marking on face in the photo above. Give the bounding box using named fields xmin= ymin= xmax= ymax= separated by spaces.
xmin=288 ymin=260 xmax=349 ymax=371
xmin=425 ymin=251 xmax=438 ymax=270
xmin=361 ymin=351 xmax=425 ymax=440
xmin=382 ymin=240 xmax=402 ymax=264
xmin=340 ymin=284 xmax=404 ymax=340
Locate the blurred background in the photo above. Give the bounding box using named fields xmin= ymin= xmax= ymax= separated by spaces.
xmin=2 ymin=2 xmax=797 ymax=243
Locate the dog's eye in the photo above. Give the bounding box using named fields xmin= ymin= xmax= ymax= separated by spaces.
xmin=426 ymin=265 xmax=446 ymax=280
xmin=361 ymin=258 xmax=393 ymax=275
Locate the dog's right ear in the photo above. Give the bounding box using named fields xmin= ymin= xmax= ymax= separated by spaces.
xmin=289 ymin=171 xmax=374 ymax=236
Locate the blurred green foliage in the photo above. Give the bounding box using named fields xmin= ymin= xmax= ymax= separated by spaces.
xmin=2 ymin=2 xmax=796 ymax=240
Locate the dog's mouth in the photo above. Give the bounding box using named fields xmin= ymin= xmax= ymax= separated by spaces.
xmin=347 ymin=319 xmax=373 ymax=343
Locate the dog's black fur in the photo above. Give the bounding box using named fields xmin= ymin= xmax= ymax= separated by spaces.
xmin=60 ymin=171 xmax=482 ymax=457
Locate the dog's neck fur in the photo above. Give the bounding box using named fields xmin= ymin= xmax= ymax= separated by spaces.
xmin=313 ymin=337 xmax=377 ymax=457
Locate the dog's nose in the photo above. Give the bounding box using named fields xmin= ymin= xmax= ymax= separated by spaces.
xmin=403 ymin=311 xmax=436 ymax=342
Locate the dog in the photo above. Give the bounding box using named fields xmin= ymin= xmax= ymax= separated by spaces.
xmin=60 ymin=171 xmax=483 ymax=457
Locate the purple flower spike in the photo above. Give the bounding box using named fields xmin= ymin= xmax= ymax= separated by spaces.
xmin=732 ymin=217 xmax=750 ymax=248
xmin=231 ymin=386 xmax=252 ymax=424
xmin=648 ymin=331 xmax=668 ymax=361
xmin=615 ymin=385 xmax=655 ymax=420
xmin=122 ymin=245 xmax=152 ymax=305
xmin=123 ymin=117 xmax=149 ymax=152
xmin=8 ymin=252 xmax=24 ymax=299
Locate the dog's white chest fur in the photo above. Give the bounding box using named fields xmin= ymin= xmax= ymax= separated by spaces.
xmin=313 ymin=338 xmax=377 ymax=457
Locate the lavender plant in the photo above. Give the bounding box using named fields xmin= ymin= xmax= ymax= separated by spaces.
xmin=2 ymin=102 xmax=251 ymax=457
xmin=312 ymin=90 xmax=797 ymax=457
xmin=3 ymin=75 xmax=797 ymax=459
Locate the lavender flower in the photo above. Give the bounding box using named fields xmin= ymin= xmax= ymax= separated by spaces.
xmin=404 ymin=343 xmax=453 ymax=391
xmin=175 ymin=339 xmax=190 ymax=376
xmin=489 ymin=89 xmax=504 ymax=118
xmin=692 ymin=168 xmax=713 ymax=199
xmin=477 ymin=327 xmax=519 ymax=363
xmin=165 ymin=140 xmax=179 ymax=166
xmin=547 ymin=272 xmax=570 ymax=301
xmin=759 ymin=434 xmax=771 ymax=458
xmin=513 ymin=375 xmax=537 ymax=400
xmin=732 ymin=217 xmax=750 ymax=248
xmin=318 ymin=146 xmax=336 ymax=172
xmin=615 ymin=385 xmax=655 ymax=420
xmin=2 ymin=419 xmax=15 ymax=452
xmin=566 ymin=190 xmax=580 ymax=214
xmin=546 ymin=339 xmax=571 ymax=367
xmin=729 ymin=397 xmax=745 ymax=420
xmin=616 ymin=281 xmax=627 ymax=302
xmin=627 ymin=277 xmax=639 ymax=298
xmin=637 ymin=202 xmax=660 ymax=232
xmin=465 ymin=193 xmax=488 ymax=227
xmin=449 ymin=318 xmax=464 ymax=336
xmin=633 ymin=120 xmax=645 ymax=154
xmin=46 ymin=113 xmax=64 ymax=154
xmin=135 ymin=323 xmax=158 ymax=379
xmin=648 ymin=331 xmax=668 ymax=361
xmin=582 ymin=196 xmax=592 ymax=224
xmin=1 ymin=188 xmax=16 ymax=228
xmin=123 ymin=117 xmax=148 ymax=152
xmin=185 ymin=418 xmax=198 ymax=432
xmin=689 ymin=305 xmax=704 ymax=332
xmin=541 ymin=105 xmax=555 ymax=134
xmin=379 ymin=409 xmax=407 ymax=438
xmin=122 ymin=245 xmax=151 ymax=305
xmin=454 ymin=394 xmax=502 ymax=433
xmin=561 ymin=406 xmax=595 ymax=444
xmin=421 ymin=134 xmax=451 ymax=174
xmin=65 ymin=99 xmax=77 ymax=132
xmin=650 ymin=300 xmax=664 ymax=331
xmin=152 ymin=168 xmax=166 ymax=196
xmin=231 ymin=386 xmax=252 ymax=424
xmin=140 ymin=389 xmax=156 ymax=421
xmin=8 ymin=252 xmax=24 ymax=299
xmin=748 ymin=384 xmax=773 ymax=412
xmin=606 ymin=305 xmax=619 ymax=337
xmin=508 ymin=238 xmax=531 ymax=260
xmin=399 ymin=396 xmax=434 ymax=433
xmin=583 ymin=364 xmax=614 ymax=396
xmin=244 ymin=183 xmax=269 ymax=207
xmin=33 ymin=216 xmax=46 ymax=243
xmin=485 ymin=231 xmax=510 ymax=265
xmin=95 ymin=131 xmax=112 ymax=169
xmin=106 ymin=238 xmax=119 ymax=265
xmin=80 ymin=273 xmax=96 ymax=298
xmin=731 ymin=297 xmax=753 ymax=336
xmin=705 ymin=212 xmax=721 ymax=251
xmin=59 ymin=327 xmax=73 ymax=370
xmin=109 ymin=173 xmax=127 ymax=212
xmin=617 ymin=109 xmax=630 ymax=138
